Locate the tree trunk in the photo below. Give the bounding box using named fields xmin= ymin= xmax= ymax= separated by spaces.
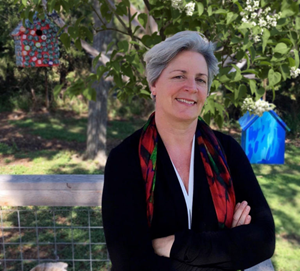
xmin=85 ymin=0 xmax=113 ymax=165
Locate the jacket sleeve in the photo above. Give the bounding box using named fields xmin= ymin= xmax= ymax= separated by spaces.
xmin=170 ymin=133 xmax=275 ymax=270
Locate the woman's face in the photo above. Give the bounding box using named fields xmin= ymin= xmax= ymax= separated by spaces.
xmin=151 ymin=50 xmax=208 ymax=124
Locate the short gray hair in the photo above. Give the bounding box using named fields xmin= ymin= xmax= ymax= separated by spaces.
xmin=144 ymin=31 xmax=219 ymax=92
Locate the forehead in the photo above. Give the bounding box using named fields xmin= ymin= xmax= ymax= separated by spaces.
xmin=165 ymin=50 xmax=208 ymax=73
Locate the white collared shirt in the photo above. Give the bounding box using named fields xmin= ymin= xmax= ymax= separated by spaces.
xmin=171 ymin=136 xmax=195 ymax=229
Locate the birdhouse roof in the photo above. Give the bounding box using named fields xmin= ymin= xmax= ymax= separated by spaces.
xmin=11 ymin=21 xmax=24 ymax=37
xmin=238 ymin=110 xmax=290 ymax=132
xmin=10 ymin=15 xmax=58 ymax=37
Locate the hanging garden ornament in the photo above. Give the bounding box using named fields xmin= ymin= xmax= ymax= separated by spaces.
xmin=11 ymin=13 xmax=60 ymax=67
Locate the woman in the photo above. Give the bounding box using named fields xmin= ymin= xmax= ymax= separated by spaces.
xmin=102 ymin=31 xmax=275 ymax=271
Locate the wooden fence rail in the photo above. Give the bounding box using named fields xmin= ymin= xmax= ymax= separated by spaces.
xmin=0 ymin=175 xmax=104 ymax=206
xmin=0 ymin=175 xmax=274 ymax=271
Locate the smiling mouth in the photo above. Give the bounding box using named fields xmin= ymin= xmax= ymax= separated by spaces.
xmin=176 ymin=98 xmax=196 ymax=105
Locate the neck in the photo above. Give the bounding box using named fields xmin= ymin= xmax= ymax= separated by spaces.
xmin=155 ymin=112 xmax=197 ymax=149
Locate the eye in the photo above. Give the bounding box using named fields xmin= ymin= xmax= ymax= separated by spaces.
xmin=173 ymin=75 xmax=184 ymax=80
xmin=196 ymin=78 xmax=206 ymax=84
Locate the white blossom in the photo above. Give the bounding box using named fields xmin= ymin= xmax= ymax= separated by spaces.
xmin=242 ymin=98 xmax=276 ymax=117
xmin=290 ymin=66 xmax=300 ymax=78
xmin=242 ymin=18 xmax=249 ymax=23
xmin=171 ymin=0 xmax=182 ymax=9
xmin=185 ymin=2 xmax=195 ymax=16
xmin=251 ymin=13 xmax=257 ymax=19
xmin=253 ymin=35 xmax=260 ymax=42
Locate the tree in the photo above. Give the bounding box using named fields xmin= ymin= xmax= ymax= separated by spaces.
xmin=85 ymin=0 xmax=113 ymax=163
xmin=18 ymin=0 xmax=300 ymax=151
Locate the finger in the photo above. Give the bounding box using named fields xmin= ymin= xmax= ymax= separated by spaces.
xmin=232 ymin=201 xmax=248 ymax=227
xmin=245 ymin=215 xmax=251 ymax=225
xmin=234 ymin=202 xmax=241 ymax=212
xmin=237 ymin=205 xmax=251 ymax=226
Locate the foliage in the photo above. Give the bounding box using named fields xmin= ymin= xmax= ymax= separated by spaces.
xmin=17 ymin=0 xmax=300 ymax=128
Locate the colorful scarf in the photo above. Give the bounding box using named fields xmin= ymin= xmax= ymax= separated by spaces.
xmin=139 ymin=112 xmax=236 ymax=229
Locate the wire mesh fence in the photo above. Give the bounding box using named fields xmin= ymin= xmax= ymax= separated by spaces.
xmin=0 ymin=206 xmax=110 ymax=271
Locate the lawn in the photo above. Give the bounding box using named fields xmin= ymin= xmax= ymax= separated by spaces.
xmin=0 ymin=112 xmax=299 ymax=270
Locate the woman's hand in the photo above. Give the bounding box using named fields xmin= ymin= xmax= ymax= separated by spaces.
xmin=152 ymin=235 xmax=175 ymax=257
xmin=232 ymin=201 xmax=252 ymax=228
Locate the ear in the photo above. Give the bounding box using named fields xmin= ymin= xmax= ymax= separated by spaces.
xmin=150 ymin=83 xmax=157 ymax=96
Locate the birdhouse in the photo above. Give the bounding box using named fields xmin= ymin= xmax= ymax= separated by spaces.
xmin=11 ymin=15 xmax=59 ymax=67
xmin=238 ymin=110 xmax=290 ymax=164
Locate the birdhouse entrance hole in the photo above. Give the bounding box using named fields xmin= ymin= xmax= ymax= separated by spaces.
xmin=36 ymin=29 xmax=42 ymax=36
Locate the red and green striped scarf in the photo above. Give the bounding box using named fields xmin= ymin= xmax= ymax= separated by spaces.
xmin=139 ymin=112 xmax=236 ymax=229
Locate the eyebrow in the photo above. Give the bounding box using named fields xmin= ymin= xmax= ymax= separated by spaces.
xmin=170 ymin=69 xmax=208 ymax=77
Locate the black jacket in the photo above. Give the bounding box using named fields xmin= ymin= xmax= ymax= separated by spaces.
xmin=102 ymin=128 xmax=275 ymax=271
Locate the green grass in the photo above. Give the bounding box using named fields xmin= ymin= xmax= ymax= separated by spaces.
xmin=0 ymin=116 xmax=145 ymax=174
xmin=252 ymin=144 xmax=300 ymax=271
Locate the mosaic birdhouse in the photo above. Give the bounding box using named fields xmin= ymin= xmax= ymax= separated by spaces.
xmin=11 ymin=15 xmax=60 ymax=67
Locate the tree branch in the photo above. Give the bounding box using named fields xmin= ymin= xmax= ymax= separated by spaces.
xmin=103 ymin=0 xmax=128 ymax=31
xmin=143 ymin=0 xmax=151 ymax=12
xmin=91 ymin=4 xmax=106 ymax=26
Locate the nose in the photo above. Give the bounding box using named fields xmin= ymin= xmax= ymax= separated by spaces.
xmin=184 ymin=78 xmax=197 ymax=93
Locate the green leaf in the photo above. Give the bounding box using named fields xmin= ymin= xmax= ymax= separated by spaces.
xmin=138 ymin=13 xmax=148 ymax=29
xmin=279 ymin=38 xmax=293 ymax=46
xmin=235 ymin=84 xmax=247 ymax=100
xmin=242 ymin=69 xmax=259 ymax=75
xmin=288 ymin=57 xmax=296 ymax=67
xmin=75 ymin=38 xmax=82 ymax=50
xmin=226 ymin=12 xmax=238 ymax=25
xmin=53 ymin=84 xmax=64 ymax=98
xmin=273 ymin=43 xmax=289 ymax=55
xmin=60 ymin=33 xmax=71 ymax=50
xmin=262 ymin=28 xmax=270 ymax=53
xmin=249 ymin=46 xmax=256 ymax=61
xmin=82 ymin=87 xmax=96 ymax=101
xmin=207 ymin=6 xmax=212 ymax=16
xmin=92 ymin=52 xmax=102 ymax=69
xmin=245 ymin=53 xmax=250 ymax=69
xmin=118 ymin=40 xmax=129 ymax=52
xmin=115 ymin=2 xmax=127 ymax=16
xmin=230 ymin=65 xmax=242 ymax=82
xmin=268 ymin=69 xmax=281 ymax=86
xmin=288 ymin=31 xmax=298 ymax=46
xmin=100 ymin=2 xmax=112 ymax=22
xmin=214 ymin=113 xmax=224 ymax=129
xmin=75 ymin=16 xmax=85 ymax=28
xmin=214 ymin=9 xmax=227 ymax=14
xmin=280 ymin=64 xmax=289 ymax=81
xmin=68 ymin=26 xmax=78 ymax=39
xmin=249 ymin=80 xmax=257 ymax=94
xmin=197 ymin=2 xmax=204 ymax=16
xmin=231 ymin=36 xmax=242 ymax=44
xmin=281 ymin=9 xmax=294 ymax=18
xmin=296 ymin=17 xmax=300 ymax=30
xmin=22 ymin=0 xmax=27 ymax=6
xmin=256 ymin=87 xmax=265 ymax=99
xmin=238 ymin=22 xmax=253 ymax=29
xmin=236 ymin=50 xmax=244 ymax=61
